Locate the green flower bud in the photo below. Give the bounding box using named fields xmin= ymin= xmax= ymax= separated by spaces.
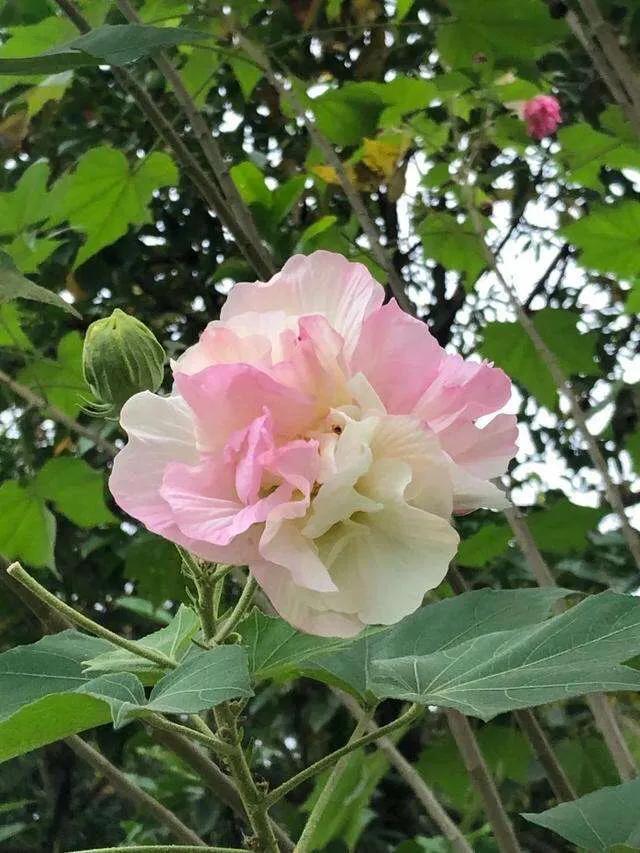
xmin=82 ymin=309 xmax=165 ymax=415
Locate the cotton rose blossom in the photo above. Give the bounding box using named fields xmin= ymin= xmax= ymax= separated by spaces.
xmin=110 ymin=252 xmax=517 ymax=637
xmin=522 ymin=95 xmax=562 ymax=139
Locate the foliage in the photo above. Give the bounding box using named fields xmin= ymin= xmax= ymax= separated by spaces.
xmin=0 ymin=0 xmax=639 ymax=851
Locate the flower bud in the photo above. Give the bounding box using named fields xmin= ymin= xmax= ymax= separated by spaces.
xmin=83 ymin=309 xmax=165 ymax=415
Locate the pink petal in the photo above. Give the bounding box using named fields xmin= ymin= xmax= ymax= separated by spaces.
xmin=225 ymin=411 xmax=275 ymax=505
xmin=173 ymin=363 xmax=317 ymax=454
xmin=438 ymin=413 xmax=519 ymax=480
xmin=221 ymin=251 xmax=384 ymax=356
xmin=350 ymin=301 xmax=444 ymax=414
xmin=174 ymin=322 xmax=271 ymax=375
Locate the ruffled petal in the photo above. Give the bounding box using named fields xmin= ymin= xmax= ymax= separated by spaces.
xmin=221 ymin=251 xmax=384 ymax=356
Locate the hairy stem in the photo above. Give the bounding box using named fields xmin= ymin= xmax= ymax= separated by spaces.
xmin=146 ymin=713 xmax=233 ymax=757
xmin=266 ymin=703 xmax=422 ymax=806
xmin=214 ymin=576 xmax=257 ymax=643
xmin=65 ymin=736 xmax=207 ymax=846
xmin=6 ymin=562 xmax=177 ymax=670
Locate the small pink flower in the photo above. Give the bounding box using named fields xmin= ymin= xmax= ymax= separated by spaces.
xmin=110 ymin=252 xmax=518 ymax=636
xmin=522 ymin=95 xmax=562 ymax=139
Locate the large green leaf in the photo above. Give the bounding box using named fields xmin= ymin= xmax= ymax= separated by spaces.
xmin=310 ymin=83 xmax=385 ymax=146
xmin=48 ymin=146 xmax=178 ymax=267
xmin=33 ymin=457 xmax=116 ymax=527
xmin=0 ymin=630 xmax=114 ymax=763
xmin=240 ymin=587 xmax=569 ymax=698
xmin=0 ymin=251 xmax=80 ymax=318
xmin=0 ymin=24 xmax=210 ymax=75
xmin=369 ymin=592 xmax=640 ymax=720
xmin=527 ymin=498 xmax=604 ymax=554
xmin=563 ymin=202 xmax=640 ymax=279
xmin=522 ymin=778 xmax=640 ymax=851
xmin=0 ymin=481 xmax=55 ymax=568
xmin=558 ymin=123 xmax=640 ymax=189
xmin=0 ymin=160 xmax=51 ymax=236
xmin=480 ymin=309 xmax=600 ymax=409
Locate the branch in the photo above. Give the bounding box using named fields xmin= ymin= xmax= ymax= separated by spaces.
xmin=512 ymin=710 xmax=577 ymax=802
xmin=266 ymin=704 xmax=423 ymax=806
xmin=237 ymin=36 xmax=416 ymax=315
xmin=65 ymin=736 xmax=207 ymax=846
xmin=151 ymin=728 xmax=295 ymax=852
xmin=339 ymin=692 xmax=474 ymax=853
xmin=54 ymin=0 xmax=274 ymax=280
xmin=213 ymin=576 xmax=257 ymax=643
xmin=6 ymin=562 xmax=178 ymax=669
xmin=113 ymin=0 xmax=275 ymax=279
xmin=0 ymin=367 xmax=117 ymax=456
xmin=446 ymin=710 xmax=522 ymax=853
xmin=67 ymin=847 xmax=241 ymax=853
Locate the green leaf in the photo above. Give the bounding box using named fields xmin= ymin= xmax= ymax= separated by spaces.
xmin=0 ymin=160 xmax=51 ymax=235
xmin=480 ymin=309 xmax=599 ymax=409
xmin=32 ymin=457 xmax=116 ymax=527
xmin=229 ymin=56 xmax=262 ymax=99
xmin=23 ymin=70 xmax=73 ymax=116
xmin=179 ymin=47 xmax=220 ymax=107
xmin=522 ymin=778 xmax=640 ymax=851
xmin=4 ymin=234 xmax=62 ymax=275
xmin=297 ymin=215 xmax=338 ymax=250
xmin=83 ymin=604 xmax=199 ymax=677
xmin=418 ymin=213 xmax=486 ymax=289
xmin=437 ymin=0 xmax=562 ymax=68
xmin=0 ymin=481 xmax=55 ymax=568
xmin=558 ymin=123 xmax=640 ymax=189
xmin=563 ymin=202 xmax=640 ymax=279
xmin=311 ymin=83 xmax=385 ymax=146
xmin=271 ymin=176 xmax=306 ymax=223
xmin=626 ymin=430 xmax=640 ymax=474
xmin=0 ymin=16 xmax=76 ymax=95
xmin=369 ymin=592 xmax=640 ymax=720
xmin=230 ymin=161 xmax=271 ymax=207
xmin=0 ymin=302 xmax=33 ymax=351
xmin=457 ymin=523 xmax=511 ymax=568
xmin=144 ymin=645 xmax=253 ymax=714
xmin=123 ymin=534 xmax=186 ymax=606
xmin=241 ymin=587 xmax=569 ymax=698
xmin=0 ymin=630 xmax=114 ymax=763
xmin=48 ymin=146 xmax=178 ymax=267
xmin=527 ymin=498 xmax=604 ymax=554
xmin=0 ymin=24 xmax=210 ymax=75
xmin=0 ymin=251 xmax=79 ymax=318
xmin=395 ymin=0 xmax=414 ymax=22
xmin=18 ymin=330 xmax=89 ymax=417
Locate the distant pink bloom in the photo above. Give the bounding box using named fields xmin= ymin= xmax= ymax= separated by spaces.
xmin=522 ymin=95 xmax=562 ymax=139
xmin=110 ymin=252 xmax=517 ymax=636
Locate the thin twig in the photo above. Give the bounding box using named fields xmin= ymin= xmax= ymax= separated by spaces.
xmin=340 ymin=693 xmax=474 ymax=853
xmin=114 ymin=0 xmax=275 ymax=279
xmin=446 ymin=710 xmax=522 ymax=853
xmin=146 ymin=713 xmax=233 ymax=757
xmin=237 ymin=35 xmax=415 ymax=315
xmin=266 ymin=704 xmax=423 ymax=806
xmin=65 ymin=736 xmax=207 ymax=846
xmin=0 ymin=367 xmax=117 ymax=456
xmin=67 ymin=847 xmax=241 ymax=853
xmin=214 ymin=576 xmax=257 ymax=643
xmin=512 ymin=710 xmax=576 ymax=801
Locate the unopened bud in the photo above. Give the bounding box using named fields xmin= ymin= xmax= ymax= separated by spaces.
xmin=82 ymin=309 xmax=165 ymax=415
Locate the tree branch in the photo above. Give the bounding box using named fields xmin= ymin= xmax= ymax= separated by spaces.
xmin=65 ymin=736 xmax=207 ymax=846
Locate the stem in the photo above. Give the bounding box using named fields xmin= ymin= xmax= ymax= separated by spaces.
xmin=512 ymin=710 xmax=576 ymax=802
xmin=146 ymin=713 xmax=233 ymax=756
xmin=339 ymin=692 xmax=473 ymax=853
xmin=6 ymin=562 xmax=177 ymax=671
xmin=151 ymin=728 xmax=295 ymax=852
xmin=266 ymin=703 xmax=422 ymax=806
xmin=586 ymin=693 xmax=637 ymax=782
xmin=446 ymin=710 xmax=522 ymax=853
xmin=237 ymin=35 xmax=415 ymax=315
xmin=214 ymin=576 xmax=257 ymax=643
xmin=195 ymin=576 xmax=279 ymax=853
xmin=0 ymin=367 xmax=117 ymax=456
xmin=502 ymin=506 xmax=557 ymax=588
xmin=114 ymin=0 xmax=275 ymax=279
xmin=67 ymin=848 xmax=242 ymax=853
xmin=65 ymin=736 xmax=207 ymax=846
xmin=295 ymin=715 xmax=369 ymax=853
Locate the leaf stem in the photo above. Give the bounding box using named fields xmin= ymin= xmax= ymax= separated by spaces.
xmin=214 ymin=576 xmax=257 ymax=643
xmin=66 ymin=847 xmax=243 ymax=852
xmin=266 ymin=703 xmax=423 ymax=806
xmin=146 ymin=713 xmax=233 ymax=757
xmin=6 ymin=562 xmax=177 ymax=671
xmin=295 ymin=715 xmax=369 ymax=853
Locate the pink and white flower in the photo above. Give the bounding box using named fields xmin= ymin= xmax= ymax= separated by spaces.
xmin=110 ymin=252 xmax=517 ymax=636
xmin=521 ymin=95 xmax=562 ymax=139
